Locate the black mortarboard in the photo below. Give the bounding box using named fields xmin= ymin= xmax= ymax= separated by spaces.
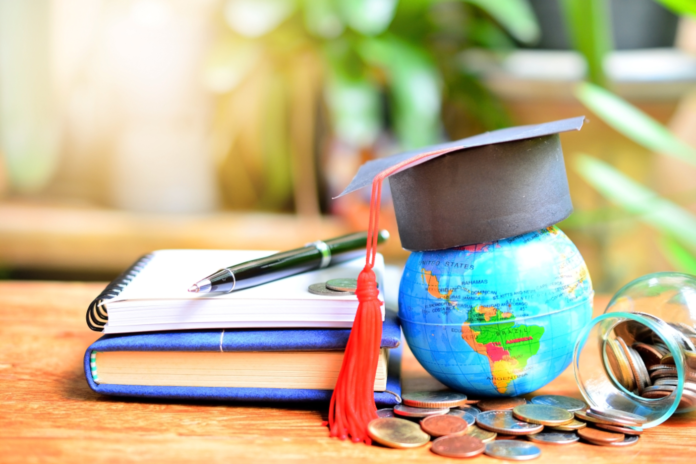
xmin=337 ymin=117 xmax=585 ymax=251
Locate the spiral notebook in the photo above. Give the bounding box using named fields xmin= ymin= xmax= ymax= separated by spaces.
xmin=87 ymin=249 xmax=385 ymax=334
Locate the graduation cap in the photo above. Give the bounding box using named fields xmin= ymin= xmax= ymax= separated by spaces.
xmin=338 ymin=116 xmax=586 ymax=250
xmin=327 ymin=117 xmax=586 ymax=444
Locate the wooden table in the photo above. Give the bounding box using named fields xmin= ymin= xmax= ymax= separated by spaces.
xmin=1 ymin=283 xmax=694 ymax=463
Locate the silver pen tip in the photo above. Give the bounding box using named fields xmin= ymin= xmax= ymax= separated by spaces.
xmin=188 ymin=285 xmax=199 ymax=293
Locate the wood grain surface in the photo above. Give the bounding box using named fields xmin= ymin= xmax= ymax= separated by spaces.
xmin=0 ymin=282 xmax=694 ymax=463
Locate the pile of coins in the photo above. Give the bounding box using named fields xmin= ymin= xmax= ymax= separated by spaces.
xmin=607 ymin=317 xmax=696 ymax=410
xmin=308 ymin=278 xmax=374 ymax=296
xmin=368 ymin=392 xmax=648 ymax=459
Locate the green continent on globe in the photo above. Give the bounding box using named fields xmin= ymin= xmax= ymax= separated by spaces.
xmin=461 ymin=306 xmax=544 ymax=394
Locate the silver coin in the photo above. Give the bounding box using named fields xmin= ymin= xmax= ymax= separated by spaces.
xmin=627 ymin=345 xmax=651 ymax=392
xmin=530 ymin=395 xmax=587 ymax=412
xmin=402 ymin=391 xmax=468 ymax=408
xmin=377 ymin=408 xmax=395 ymax=418
xmin=447 ymin=410 xmax=476 ymax=426
xmin=526 ymin=431 xmax=579 ymax=445
xmin=326 ymin=278 xmax=358 ymax=292
xmin=485 ymin=440 xmax=541 ymax=461
xmin=393 ymin=403 xmax=449 ymax=418
xmin=654 ymin=378 xmax=696 ymax=393
xmin=456 ymin=405 xmax=482 ymax=417
xmin=588 ymin=407 xmax=647 ymax=426
xmin=307 ymin=282 xmax=353 ymax=296
xmin=476 ymin=410 xmax=544 ymax=435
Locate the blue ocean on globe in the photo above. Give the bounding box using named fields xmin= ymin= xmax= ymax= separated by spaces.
xmin=398 ymin=226 xmax=594 ymax=397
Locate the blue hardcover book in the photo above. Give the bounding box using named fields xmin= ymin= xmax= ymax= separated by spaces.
xmin=84 ymin=310 xmax=402 ymax=406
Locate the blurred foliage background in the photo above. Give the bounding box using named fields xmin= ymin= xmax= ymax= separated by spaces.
xmin=0 ymin=0 xmax=695 ymax=293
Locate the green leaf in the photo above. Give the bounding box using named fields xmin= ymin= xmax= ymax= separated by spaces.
xmin=659 ymin=235 xmax=696 ymax=274
xmin=336 ymin=0 xmax=397 ymax=36
xmin=576 ymin=82 xmax=696 ymax=168
xmin=324 ymin=45 xmax=381 ymax=147
xmin=574 ymin=154 xmax=696 ymax=252
xmin=559 ymin=0 xmax=613 ymax=88
xmin=655 ymin=0 xmax=696 ymax=18
xmin=358 ymin=36 xmax=441 ymax=149
xmin=303 ymin=0 xmax=344 ymax=38
xmin=463 ymin=0 xmax=540 ymax=44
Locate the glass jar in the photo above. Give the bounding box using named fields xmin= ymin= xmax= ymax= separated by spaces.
xmin=573 ymin=272 xmax=696 ymax=428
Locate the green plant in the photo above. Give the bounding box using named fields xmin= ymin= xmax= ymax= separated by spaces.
xmin=560 ymin=0 xmax=696 ymax=276
xmin=208 ymin=0 xmax=540 ymax=212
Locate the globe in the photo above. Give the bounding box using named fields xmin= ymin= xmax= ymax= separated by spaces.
xmin=398 ymin=226 xmax=594 ymax=397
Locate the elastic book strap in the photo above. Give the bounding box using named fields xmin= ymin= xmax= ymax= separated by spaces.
xmin=86 ymin=253 xmax=154 ymax=331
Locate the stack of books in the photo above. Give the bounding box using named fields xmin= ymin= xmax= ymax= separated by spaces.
xmin=83 ymin=250 xmax=402 ymax=405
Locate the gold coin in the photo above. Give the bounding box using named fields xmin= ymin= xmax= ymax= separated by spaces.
xmin=617 ymin=337 xmax=647 ymax=394
xmin=546 ymin=418 xmax=587 ymax=431
xmin=604 ymin=338 xmax=635 ymax=391
xmin=464 ymin=425 xmax=497 ymax=443
xmin=574 ymin=410 xmax=616 ymax=426
xmin=512 ymin=404 xmax=574 ymax=426
xmin=367 ymin=418 xmax=430 ymax=449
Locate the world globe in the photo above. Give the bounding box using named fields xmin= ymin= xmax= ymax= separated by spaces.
xmin=398 ymin=226 xmax=594 ymax=397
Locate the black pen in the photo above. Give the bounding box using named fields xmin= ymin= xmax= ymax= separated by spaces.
xmin=187 ymin=230 xmax=390 ymax=294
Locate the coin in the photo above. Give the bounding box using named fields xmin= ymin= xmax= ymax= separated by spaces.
xmin=326 ymin=278 xmax=358 ymax=292
xmin=584 ymin=434 xmax=640 ymax=447
xmin=643 ymin=385 xmax=696 ymax=409
xmin=455 ymin=405 xmax=482 ymax=417
xmin=650 ymin=368 xmax=678 ymax=380
xmin=478 ymin=397 xmax=526 ymax=411
xmin=654 ymin=378 xmax=696 ymax=395
xmin=526 ymin=431 xmax=579 ymax=445
xmin=367 ymin=418 xmax=430 ymax=449
xmin=484 ymin=440 xmax=541 ymax=461
xmin=402 ymin=390 xmax=468 ymax=408
xmin=393 ymin=404 xmax=449 ymax=418
xmin=513 ymin=404 xmax=574 ymax=426
xmin=596 ymin=423 xmax=643 ymax=435
xmin=476 ymin=410 xmax=544 ymax=435
xmin=627 ymin=345 xmax=651 ymax=393
xmin=577 ymin=427 xmax=624 ymax=444
xmin=530 ymin=395 xmax=586 ymax=412
xmin=604 ymin=338 xmax=636 ymax=391
xmin=588 ymin=407 xmax=647 ymax=426
xmin=618 ymin=338 xmax=649 ymax=394
xmin=464 ymin=425 xmax=497 ymax=443
xmin=661 ymin=350 xmax=696 ymax=369
xmin=632 ymin=342 xmax=665 ymax=367
xmin=377 ymin=408 xmax=395 ymax=418
xmin=545 ymin=418 xmax=587 ymax=431
xmin=421 ymin=414 xmax=469 ymax=438
xmin=648 ymin=364 xmax=678 ymax=371
xmin=447 ymin=410 xmax=476 ymax=426
xmin=430 ymin=435 xmax=486 ymax=458
xmin=307 ymin=282 xmax=352 ymax=296
xmin=574 ymin=410 xmax=616 ymax=426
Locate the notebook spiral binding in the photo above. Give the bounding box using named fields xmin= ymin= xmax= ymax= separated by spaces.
xmin=86 ymin=253 xmax=155 ymax=331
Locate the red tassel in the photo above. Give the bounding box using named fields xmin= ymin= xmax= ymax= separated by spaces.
xmin=328 ymin=149 xmax=449 ymax=443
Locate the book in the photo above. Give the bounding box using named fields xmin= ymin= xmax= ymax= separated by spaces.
xmin=84 ymin=310 xmax=402 ymax=406
xmin=87 ymin=250 xmax=385 ymax=334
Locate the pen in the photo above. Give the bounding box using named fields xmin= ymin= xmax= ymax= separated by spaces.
xmin=187 ymin=230 xmax=390 ymax=294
